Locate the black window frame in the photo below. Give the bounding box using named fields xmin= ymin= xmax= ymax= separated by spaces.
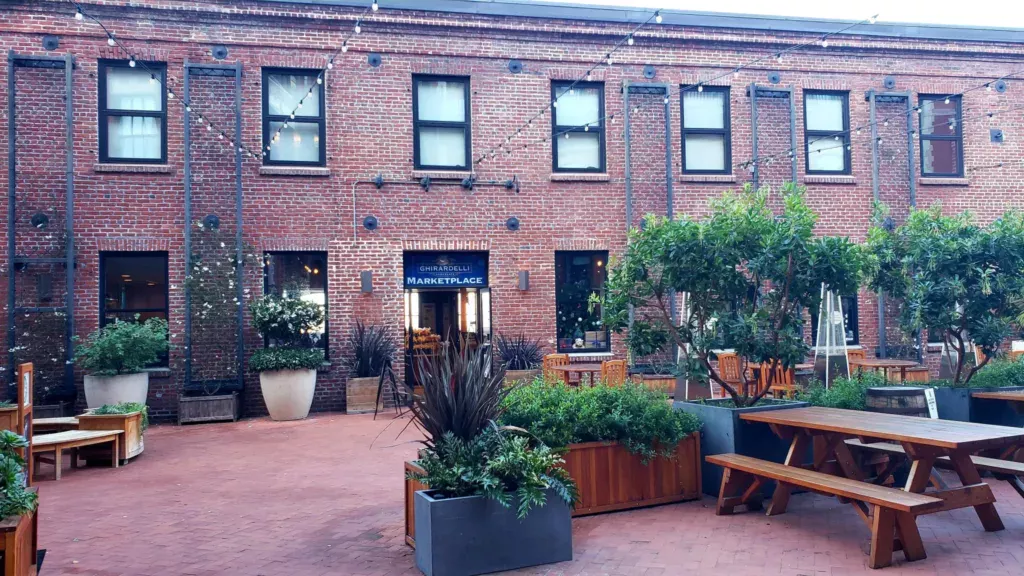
xmin=262 ymin=251 xmax=330 ymax=359
xmin=551 ymin=81 xmax=606 ymax=173
xmin=261 ymin=68 xmax=328 ymax=167
xmin=803 ymin=90 xmax=852 ymax=175
xmin=918 ymin=94 xmax=964 ymax=178
xmin=680 ymin=85 xmax=732 ymax=175
xmin=412 ymin=75 xmax=472 ymax=171
xmin=99 ymin=251 xmax=170 ymax=366
xmin=810 ymin=294 xmax=859 ymax=347
xmin=98 ymin=60 xmax=168 ymax=164
xmin=554 ymin=250 xmax=610 ymax=354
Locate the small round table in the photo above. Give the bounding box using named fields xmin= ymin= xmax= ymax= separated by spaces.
xmin=849 ymin=358 xmax=921 ymax=382
xmin=546 ymin=363 xmax=604 ymax=386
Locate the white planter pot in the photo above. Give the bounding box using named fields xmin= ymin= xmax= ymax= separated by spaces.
xmin=84 ymin=372 xmax=150 ymax=408
xmin=259 ymin=369 xmax=317 ymax=421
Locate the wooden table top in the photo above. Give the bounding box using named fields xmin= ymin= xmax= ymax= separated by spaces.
xmin=972 ymin=389 xmax=1024 ymax=402
xmin=740 ymin=406 xmax=1024 ymax=450
xmin=546 ymin=363 xmax=604 ymax=373
xmin=849 ymin=358 xmax=921 ymax=368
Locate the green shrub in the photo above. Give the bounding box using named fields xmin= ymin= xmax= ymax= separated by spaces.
xmin=935 ymin=358 xmax=1024 ymax=389
xmin=500 ymin=380 xmax=701 ymax=462
xmin=75 ymin=317 xmax=168 ymax=376
xmin=249 ymin=348 xmax=325 ymax=372
xmin=249 ymin=295 xmax=325 ymax=345
xmin=0 ymin=430 xmax=37 ymax=519
xmin=797 ymin=372 xmax=889 ymax=410
xmin=495 ymin=333 xmax=543 ymax=370
xmin=93 ymin=402 xmax=149 ymax=432
xmin=409 ymin=428 xmax=577 ymax=519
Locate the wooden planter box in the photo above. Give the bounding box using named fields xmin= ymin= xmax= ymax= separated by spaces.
xmin=0 ymin=407 xmax=17 ymax=435
xmin=33 ymin=402 xmax=67 ymax=419
xmin=178 ymin=393 xmax=240 ymax=424
xmin=78 ymin=411 xmax=144 ymax=462
xmin=0 ymin=491 xmax=38 ymax=576
xmin=403 ymin=432 xmax=701 ymax=548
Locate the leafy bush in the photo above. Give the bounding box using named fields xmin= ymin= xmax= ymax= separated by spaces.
xmin=249 ymin=348 xmax=325 ymax=372
xmin=249 ymin=295 xmax=325 ymax=345
xmin=500 ymin=380 xmax=701 ymax=462
xmin=495 ymin=333 xmax=543 ymax=371
xmin=797 ymin=372 xmax=889 ymax=410
xmin=934 ymin=358 xmax=1024 ymax=389
xmin=93 ymin=402 xmax=149 ymax=432
xmin=347 ymin=322 xmax=397 ymax=378
xmin=75 ymin=317 xmax=168 ymax=376
xmin=0 ymin=430 xmax=37 ymax=519
xmin=409 ymin=428 xmax=577 ymax=519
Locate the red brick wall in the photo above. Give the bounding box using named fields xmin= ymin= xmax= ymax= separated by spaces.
xmin=1 ymin=1 xmax=1022 ymax=418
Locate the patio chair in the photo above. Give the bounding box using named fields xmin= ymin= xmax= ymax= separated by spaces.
xmin=716 ymin=352 xmax=745 ymax=398
xmin=601 ymin=360 xmax=627 ymax=387
xmin=542 ymin=354 xmax=570 ymax=384
xmin=902 ymin=366 xmax=931 ymax=383
xmin=761 ymin=362 xmax=797 ymax=399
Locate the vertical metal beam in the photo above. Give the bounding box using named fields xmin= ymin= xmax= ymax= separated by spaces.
xmin=623 ymin=81 xmax=633 ymax=231
xmin=906 ymin=96 xmax=917 ymax=209
xmin=868 ymin=89 xmax=887 ymax=358
xmin=6 ymin=50 xmax=16 ymax=387
xmin=183 ymin=60 xmax=193 ymax=387
xmin=63 ymin=53 xmax=75 ymax=392
xmin=234 ymin=62 xmax=245 ymax=393
xmin=789 ymin=89 xmax=798 ymax=183
xmin=749 ymin=83 xmax=759 ymax=188
xmin=663 ymin=88 xmax=674 ymax=221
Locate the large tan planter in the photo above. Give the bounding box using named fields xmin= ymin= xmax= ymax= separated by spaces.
xmin=259 ymin=369 xmax=316 ymax=421
xmin=346 ymin=376 xmax=379 ymax=414
xmin=84 ymin=372 xmax=149 ymax=408
xmin=505 ymin=369 xmax=540 ymax=385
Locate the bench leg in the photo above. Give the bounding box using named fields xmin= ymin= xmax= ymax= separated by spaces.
xmin=868 ymin=506 xmax=896 ymax=569
xmin=894 ymin=512 xmax=926 ymax=562
xmin=947 ymin=451 xmax=1003 ymax=532
xmin=54 ymin=447 xmax=62 ymax=481
xmin=716 ymin=468 xmax=753 ymax=515
xmin=112 ymin=437 xmax=120 ymax=469
xmin=1010 ymin=476 xmax=1024 ymax=500
xmin=766 ymin=481 xmax=791 ymax=516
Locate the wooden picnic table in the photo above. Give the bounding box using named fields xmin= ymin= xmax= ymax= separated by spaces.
xmin=849 ymin=358 xmax=920 ymax=382
xmin=546 ymin=363 xmax=604 ymax=386
xmin=972 ymin=389 xmax=1024 ymax=414
xmin=740 ymin=406 xmax=1024 ymax=535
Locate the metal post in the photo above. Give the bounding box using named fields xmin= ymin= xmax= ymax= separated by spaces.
xmin=63 ymin=53 xmax=75 ymax=392
xmin=789 ymin=89 xmax=798 ymax=183
xmin=183 ymin=60 xmax=193 ymax=387
xmin=868 ymin=89 xmax=887 ymax=358
xmin=663 ymin=87 xmax=677 ymax=364
xmin=6 ymin=51 xmax=16 ymax=387
xmin=234 ymin=62 xmax=245 ymax=393
xmin=623 ymin=81 xmax=633 ymax=230
xmin=906 ymin=95 xmax=917 ymax=208
xmin=750 ymin=83 xmax=759 ymax=188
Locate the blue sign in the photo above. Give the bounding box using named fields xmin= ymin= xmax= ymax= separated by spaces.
xmin=404 ymin=252 xmax=488 ymax=288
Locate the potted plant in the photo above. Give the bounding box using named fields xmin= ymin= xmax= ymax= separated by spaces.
xmin=248 ymin=295 xmax=325 ymax=421
xmin=929 ymin=359 xmax=1024 ymax=425
xmin=495 ymin=332 xmax=543 ymax=384
xmin=0 ymin=430 xmax=39 ymax=576
xmin=407 ymin=343 xmax=577 ymax=576
xmin=75 ymin=317 xmax=168 ymax=408
xmin=78 ymin=402 xmax=148 ymax=462
xmin=344 ymin=322 xmax=397 ymax=414
xmin=602 ymin=185 xmax=868 ymax=495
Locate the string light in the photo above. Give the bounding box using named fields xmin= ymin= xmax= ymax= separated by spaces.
xmin=372 ymin=0 xmax=379 ymax=11
xmin=107 ymin=35 xmax=115 ymax=46
xmin=821 ymin=38 xmax=829 ymax=48
xmin=697 ymin=84 xmax=703 ymax=92
xmin=655 ymin=10 xmax=662 ymax=24
xmin=75 ymin=7 xmax=83 ymax=20
xmin=869 ymin=14 xmax=878 ymax=24
xmin=128 ymin=56 xmax=136 ymax=67
xmin=355 ymin=22 xmax=362 ymax=34
xmin=342 ymin=41 xmax=348 ymax=53
xmin=627 ymin=35 xmax=634 ymax=46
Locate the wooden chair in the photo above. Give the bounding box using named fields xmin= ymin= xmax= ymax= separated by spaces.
xmin=716 ymin=352 xmax=744 ymax=398
xmin=601 ymin=360 xmax=627 ymax=387
xmin=542 ymin=354 xmax=570 ymax=383
xmin=761 ymin=363 xmax=797 ymax=399
xmin=902 ymin=367 xmax=931 ymax=383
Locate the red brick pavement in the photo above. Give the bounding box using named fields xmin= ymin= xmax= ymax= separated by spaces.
xmin=35 ymin=414 xmax=1024 ymax=575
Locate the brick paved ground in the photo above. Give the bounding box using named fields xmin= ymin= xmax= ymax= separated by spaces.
xmin=36 ymin=414 xmax=1024 ymax=576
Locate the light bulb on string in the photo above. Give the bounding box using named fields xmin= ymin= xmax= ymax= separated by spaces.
xmin=663 ymin=95 xmax=669 ymax=104
xmin=168 ymin=91 xmax=175 ymax=99
xmin=884 ymin=119 xmax=889 ymax=127
xmin=107 ymin=35 xmax=116 ymax=46
xmin=584 ymin=124 xmax=589 ymax=132
xmin=327 ymin=61 xmax=334 ymax=70
xmin=149 ymin=74 xmax=156 ymax=84
xmin=627 ymin=35 xmax=634 ymax=46
xmin=986 ymin=83 xmax=992 ymax=92
xmin=129 ymin=57 xmax=136 ymax=67
xmin=75 ymin=7 xmax=83 ymax=20
xmin=869 ymin=14 xmax=878 ymax=24
xmin=775 ymin=53 xmax=783 ymax=63
xmin=290 ymin=113 xmax=296 ymax=119
xmin=697 ymin=84 xmax=703 ymax=92
xmin=944 ymin=97 xmax=950 ymax=104
xmin=552 ymin=100 xmax=558 ymax=108
xmin=821 ymin=38 xmax=829 ymax=48
xmin=569 ymin=87 xmax=574 ymax=95
xmin=206 ymin=124 xmax=212 ymax=131
xmin=316 ymin=76 xmax=323 ymax=85
xmin=565 ymin=132 xmax=570 ymax=139
xmin=342 ymin=42 xmax=348 ymax=53
xmin=355 ymin=22 xmax=362 ymax=34
xmin=586 ymin=72 xmax=592 ymax=82
xmin=606 ymin=55 xmax=613 ymax=66
xmin=655 ymin=11 xmax=662 ymax=24
xmin=372 ymin=0 xmax=379 ymax=11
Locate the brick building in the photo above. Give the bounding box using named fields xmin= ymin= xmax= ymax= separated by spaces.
xmin=1 ymin=0 xmax=1022 ymax=420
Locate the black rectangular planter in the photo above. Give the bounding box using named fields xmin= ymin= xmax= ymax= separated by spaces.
xmin=933 ymin=386 xmax=1024 ymax=424
xmin=414 ymin=489 xmax=572 ymax=576
xmin=675 ymin=398 xmax=808 ymax=496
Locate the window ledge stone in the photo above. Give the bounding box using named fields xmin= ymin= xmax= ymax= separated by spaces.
xmin=412 ymin=170 xmax=471 ymax=180
xmin=94 ymin=163 xmax=173 ymax=174
xmin=144 ymin=367 xmax=172 ymax=378
xmin=550 ymin=173 xmax=610 ymax=182
xmin=920 ymin=177 xmax=969 ymax=186
xmin=805 ymin=175 xmax=857 ymax=185
xmin=567 ymin=352 xmax=613 ymax=359
xmin=259 ymin=166 xmax=331 ymax=177
xmin=680 ymin=174 xmax=736 ymax=183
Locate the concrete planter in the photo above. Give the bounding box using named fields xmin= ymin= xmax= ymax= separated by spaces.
xmin=675 ymin=398 xmax=808 ymax=496
xmin=414 ymin=489 xmax=572 ymax=576
xmin=259 ymin=369 xmax=316 ymax=421
xmin=504 ymin=369 xmax=540 ymax=385
xmin=84 ymin=372 xmax=149 ymax=408
xmin=346 ymin=376 xmax=380 ymax=414
xmin=933 ymin=386 xmax=1024 ymax=423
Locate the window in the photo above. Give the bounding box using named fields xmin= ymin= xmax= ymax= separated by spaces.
xmin=100 ymin=252 xmax=169 ymax=365
xmin=919 ymin=95 xmax=963 ymax=177
xmin=804 ymin=91 xmax=850 ymax=174
xmin=413 ymin=76 xmax=471 ymax=170
xmin=262 ymin=69 xmax=326 ymax=166
xmin=98 ymin=61 xmax=167 ymax=163
xmin=810 ymin=294 xmax=859 ymax=346
xmin=681 ymin=86 xmax=731 ymax=173
xmin=264 ymin=252 xmax=328 ymax=355
xmin=551 ymin=82 xmax=605 ymax=172
xmin=555 ymin=251 xmax=609 ymax=353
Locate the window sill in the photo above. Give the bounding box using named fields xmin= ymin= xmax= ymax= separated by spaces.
xmin=680 ymin=174 xmax=736 ymax=183
xmin=567 ymin=351 xmax=613 ymax=359
xmin=412 ymin=170 xmax=471 ymax=180
xmin=259 ymin=166 xmax=331 ymax=177
xmin=919 ymin=177 xmax=969 ymax=186
xmin=94 ymin=163 xmax=173 ymax=174
xmin=144 ymin=367 xmax=172 ymax=378
xmin=550 ymin=173 xmax=610 ymax=182
xmin=805 ymin=175 xmax=857 ymax=185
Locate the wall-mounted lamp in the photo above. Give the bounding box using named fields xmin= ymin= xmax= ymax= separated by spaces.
xmin=518 ymin=271 xmax=529 ymax=291
xmin=360 ymin=271 xmax=374 ymax=293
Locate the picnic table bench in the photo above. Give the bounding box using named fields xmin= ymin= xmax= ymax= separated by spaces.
xmin=32 ymin=417 xmax=79 ymax=434
xmin=31 ymin=430 xmax=122 ymax=480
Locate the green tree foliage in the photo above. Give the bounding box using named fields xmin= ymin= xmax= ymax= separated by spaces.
xmin=248 ymin=295 xmax=326 ymax=373
xmin=74 ymin=317 xmax=169 ymax=376
xmin=867 ymin=205 xmax=1024 ymax=385
xmin=603 ymin=184 xmax=868 ymax=407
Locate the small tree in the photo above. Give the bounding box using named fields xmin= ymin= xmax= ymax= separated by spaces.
xmin=603 ymin=184 xmax=867 ymax=407
xmin=867 ymin=205 xmax=1024 ymax=385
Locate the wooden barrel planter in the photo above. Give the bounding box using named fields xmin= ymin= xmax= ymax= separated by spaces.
xmin=403 ymin=432 xmax=701 ymax=548
xmin=866 ymin=386 xmax=929 ymax=417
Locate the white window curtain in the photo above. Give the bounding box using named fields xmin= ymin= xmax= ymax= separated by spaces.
xmin=268 ymin=74 xmax=320 ymax=117
xmin=682 ymin=92 xmax=725 ymax=129
xmin=105 ymin=67 xmax=162 ymax=160
xmin=554 ymin=86 xmax=600 ymax=127
xmin=805 ymin=93 xmax=844 ymax=131
xmin=684 ymin=134 xmax=726 ymax=171
xmin=268 ymin=121 xmax=320 ymax=163
xmin=419 ymin=127 xmax=466 ymax=167
xmin=557 ymin=132 xmax=601 ymax=170
xmin=417 ymin=80 xmax=466 ymax=122
xmin=107 ymin=117 xmax=161 ymax=160
xmin=808 ymin=137 xmax=845 ymax=172
xmin=106 ymin=67 xmax=162 ymax=111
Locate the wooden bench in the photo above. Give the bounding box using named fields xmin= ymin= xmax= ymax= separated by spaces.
xmin=707 ymin=453 xmax=943 ymax=569
xmin=847 ymin=439 xmax=1024 ymax=498
xmin=32 ymin=417 xmax=79 ymax=434
xmin=31 ymin=430 xmax=122 ymax=481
